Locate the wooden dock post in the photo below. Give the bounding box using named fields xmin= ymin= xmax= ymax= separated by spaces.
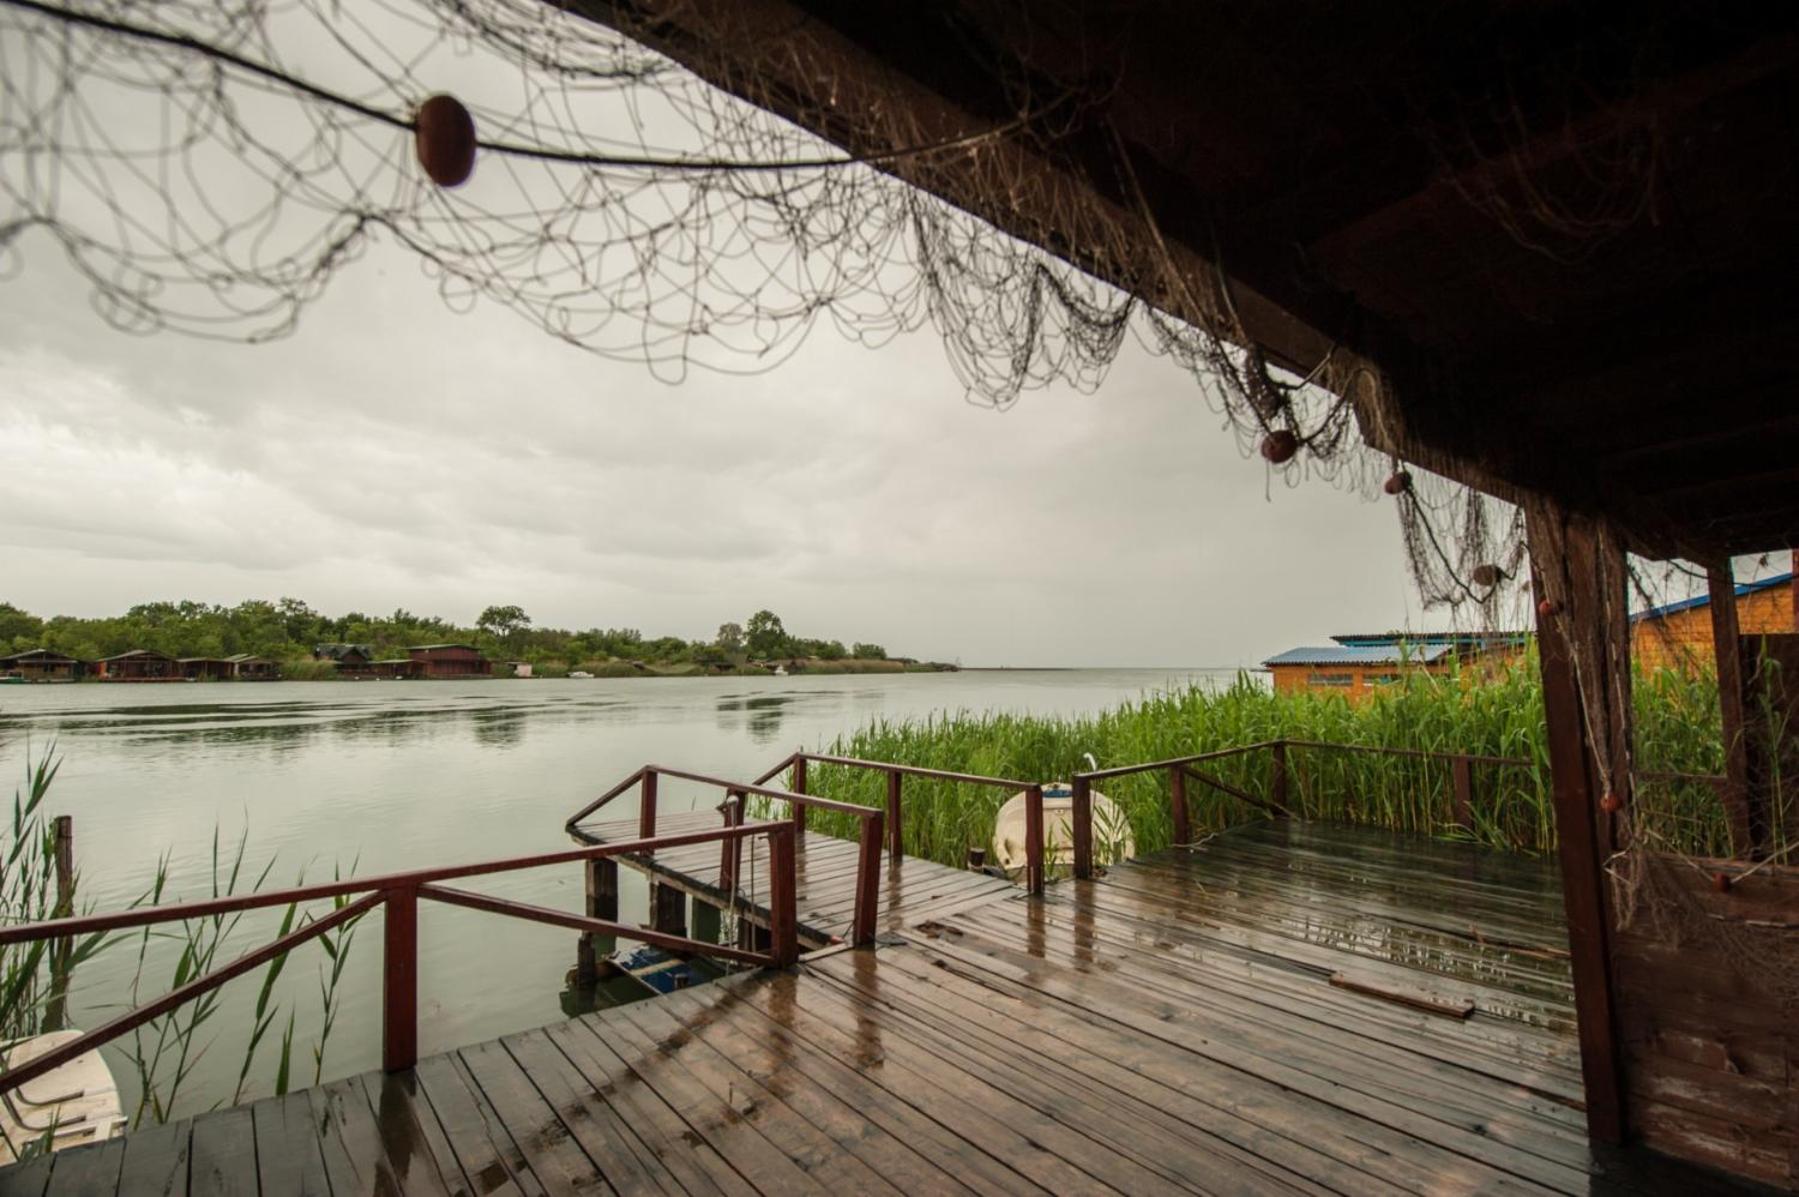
xmin=791 ymin=756 xmax=808 ymax=835
xmin=1169 ymin=769 xmax=1191 ymax=845
xmin=577 ymin=857 xmax=618 ymax=983
xmin=1269 ymin=741 xmax=1290 ymax=816
xmin=767 ymin=825 xmax=798 ymax=967
xmin=650 ymin=882 xmax=687 ymax=938
xmin=638 ymin=769 xmax=658 ymax=840
xmin=45 ymin=815 xmax=73 ymax=1031
xmin=382 ymin=886 xmax=418 ymax=1073
xmin=852 ymin=811 xmax=883 ymax=947
xmin=885 ymin=769 xmax=903 ymax=863
xmin=719 ymin=790 xmax=744 ymax=896
xmin=1071 ymin=775 xmax=1093 ymax=879
xmin=1451 ymin=756 xmax=1474 ymax=831
xmin=1024 ymin=784 xmax=1044 ymax=895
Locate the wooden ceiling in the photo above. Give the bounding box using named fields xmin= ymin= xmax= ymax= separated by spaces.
xmin=575 ymin=1 xmax=1799 ymax=562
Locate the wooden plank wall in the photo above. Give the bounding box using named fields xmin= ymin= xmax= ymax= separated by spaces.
xmin=1612 ymin=859 xmax=1799 ymax=1190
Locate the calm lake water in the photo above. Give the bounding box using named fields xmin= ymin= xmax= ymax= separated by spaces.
xmin=0 ymin=668 xmax=1236 ymax=1114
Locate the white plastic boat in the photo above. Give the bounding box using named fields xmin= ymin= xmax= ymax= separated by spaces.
xmin=0 ymin=1031 xmax=127 ymax=1164
xmin=991 ymin=783 xmax=1136 ymax=877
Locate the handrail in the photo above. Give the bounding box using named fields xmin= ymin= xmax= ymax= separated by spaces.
xmin=770 ymin=752 xmax=1047 ymax=894
xmin=1075 ymin=741 xmax=1281 ymax=781
xmin=0 ymin=820 xmax=800 ymax=1098
xmin=565 ymin=762 xmax=888 ymax=944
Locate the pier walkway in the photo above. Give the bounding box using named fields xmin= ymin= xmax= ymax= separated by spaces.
xmin=0 ymin=822 xmax=1745 ymax=1195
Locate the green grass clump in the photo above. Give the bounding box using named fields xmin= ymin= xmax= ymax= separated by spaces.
xmin=773 ymin=655 xmax=1730 ymax=869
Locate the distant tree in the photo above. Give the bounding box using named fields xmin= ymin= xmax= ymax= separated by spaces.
xmin=477 ymin=605 xmax=532 ymax=644
xmin=745 ymin=610 xmax=788 ymax=658
xmin=815 ymin=640 xmax=847 ymax=661
xmin=851 ymin=642 xmax=887 ymax=660
xmin=715 ymin=622 xmax=745 ymax=654
xmin=0 ymin=603 xmax=44 ymax=649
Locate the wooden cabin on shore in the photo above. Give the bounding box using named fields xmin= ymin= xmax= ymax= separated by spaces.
xmin=406 ymin=643 xmax=491 ymax=679
xmin=93 ymin=649 xmax=178 ymax=681
xmin=178 ymin=657 xmax=235 ymax=682
xmin=1264 ymin=632 xmax=1524 ymax=700
xmin=224 ymin=653 xmax=278 ymax=680
xmin=0 ymin=649 xmax=84 ymax=682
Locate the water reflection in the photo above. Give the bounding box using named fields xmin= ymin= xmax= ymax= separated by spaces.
xmin=714 ymin=692 xmax=795 ymax=745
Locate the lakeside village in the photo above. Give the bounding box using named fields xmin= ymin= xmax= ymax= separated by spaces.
xmin=0 ymin=601 xmax=953 ymax=684
xmin=4 ymin=572 xmax=1789 ymax=689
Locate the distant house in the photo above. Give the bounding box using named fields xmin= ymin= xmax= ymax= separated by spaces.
xmin=0 ymin=649 xmax=85 ymax=682
xmin=225 ymin=653 xmax=278 ymax=681
xmin=1263 ymin=632 xmax=1524 ymax=700
xmin=1633 ymin=571 xmax=1795 ymax=673
xmin=95 ymin=649 xmax=179 ymax=681
xmin=368 ymin=658 xmax=424 ymax=679
xmin=313 ymin=644 xmax=374 ymax=671
xmin=179 ymin=657 xmax=236 ymax=682
xmin=406 ymin=644 xmax=492 ymax=679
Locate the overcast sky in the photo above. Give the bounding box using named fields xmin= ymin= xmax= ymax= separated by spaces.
xmin=0 ymin=3 xmax=1451 ymax=668
xmin=0 ymin=227 xmax=1435 ymax=667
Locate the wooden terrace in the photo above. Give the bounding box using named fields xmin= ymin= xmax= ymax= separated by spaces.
xmin=0 ymin=740 xmax=1762 ymax=1196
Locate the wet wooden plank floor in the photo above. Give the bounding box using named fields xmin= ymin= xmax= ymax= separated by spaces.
xmin=574 ymin=809 xmax=1017 ymax=946
xmin=2 ymin=821 xmax=1760 ymax=1195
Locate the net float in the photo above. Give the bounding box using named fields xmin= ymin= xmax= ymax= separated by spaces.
xmin=1260 ymin=430 xmax=1299 ymax=464
xmin=1383 ymin=471 xmax=1412 ymax=495
xmin=415 ymin=94 xmax=477 ymax=188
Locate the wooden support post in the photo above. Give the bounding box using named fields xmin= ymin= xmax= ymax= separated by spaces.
xmin=719 ymin=790 xmax=744 ymax=895
xmin=791 ymin=756 xmax=808 ymax=835
xmin=1528 ymin=506 xmax=1627 ymax=1144
xmin=382 ymin=886 xmax=418 ymax=1073
xmin=1451 ymin=756 xmax=1474 ymax=830
xmin=1169 ymin=769 xmax=1191 ymax=844
xmin=852 ymin=812 xmax=882 ymax=947
xmin=45 ymin=816 xmax=73 ymax=1032
xmin=1708 ymin=563 xmax=1757 ymax=858
xmin=577 ymin=857 xmax=618 ymax=983
xmin=691 ymin=898 xmax=722 ymax=946
xmin=1071 ymin=776 xmax=1093 ymax=879
xmin=767 ymin=826 xmax=798 ymax=967
xmin=638 ymin=769 xmax=658 ymax=840
xmin=649 ymin=882 xmax=686 ymax=938
xmin=1024 ymin=784 xmax=1044 ymax=895
xmin=885 ymin=769 xmax=903 ymax=863
xmin=1269 ymin=741 xmax=1289 ymax=816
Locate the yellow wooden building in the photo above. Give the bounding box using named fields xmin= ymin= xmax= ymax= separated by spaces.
xmin=1262 ymin=633 xmax=1524 ymax=701
xmin=1632 ymin=571 xmax=1795 ymax=673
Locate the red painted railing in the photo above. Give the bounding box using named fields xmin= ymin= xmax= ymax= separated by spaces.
xmin=752 ymin=752 xmax=1047 ymax=894
xmin=0 ymin=820 xmax=799 ymax=1098
xmin=565 ymin=762 xmax=890 ymax=943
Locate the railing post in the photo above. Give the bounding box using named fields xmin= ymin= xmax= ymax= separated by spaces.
xmin=1024 ymin=783 xmax=1044 ymax=895
xmin=577 ymin=856 xmax=617 ymax=983
xmin=639 ymin=768 xmax=658 ymax=840
xmin=45 ymin=815 xmax=74 ymax=1032
xmin=791 ymin=756 xmax=808 ymax=835
xmin=852 ymin=811 xmax=883 ymax=947
xmin=1451 ymin=755 xmax=1474 ymax=830
xmin=1071 ymin=775 xmax=1094 ymax=879
xmin=767 ymin=825 xmax=799 ymax=967
xmin=886 ymin=769 xmax=903 ymax=863
xmin=1270 ymin=740 xmax=1290 ymax=816
xmin=1168 ymin=768 xmax=1192 ymax=843
xmin=720 ymin=790 xmax=744 ymax=895
xmin=382 ymin=886 xmax=417 ymax=1073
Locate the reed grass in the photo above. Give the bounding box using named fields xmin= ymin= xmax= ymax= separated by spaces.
xmin=783 ymin=654 xmax=1733 ymax=869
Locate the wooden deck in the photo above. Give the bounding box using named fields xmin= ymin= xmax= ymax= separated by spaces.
xmin=0 ymin=822 xmax=1763 ymax=1195
xmin=574 ymin=809 xmax=1017 ymax=947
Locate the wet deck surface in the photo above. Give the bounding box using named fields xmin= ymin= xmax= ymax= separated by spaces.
xmin=0 ymin=821 xmax=1759 ymax=1195
xmin=574 ymin=809 xmax=1017 ymax=947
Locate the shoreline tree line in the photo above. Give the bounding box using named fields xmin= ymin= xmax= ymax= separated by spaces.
xmin=0 ymin=599 xmax=925 ymax=675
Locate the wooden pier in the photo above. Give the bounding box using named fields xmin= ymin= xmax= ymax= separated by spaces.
xmin=0 ymin=820 xmax=1760 ymax=1196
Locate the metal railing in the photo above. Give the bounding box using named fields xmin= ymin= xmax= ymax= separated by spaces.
xmin=0 ymin=820 xmax=799 ymax=1099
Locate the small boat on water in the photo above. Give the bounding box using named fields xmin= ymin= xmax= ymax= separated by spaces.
xmin=0 ymin=1031 xmax=127 ymax=1164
